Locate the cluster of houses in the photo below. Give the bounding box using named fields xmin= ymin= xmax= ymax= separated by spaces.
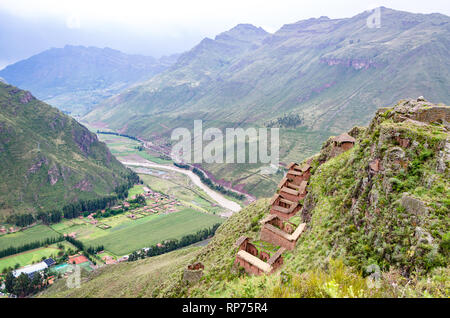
xmin=0 ymin=226 xmax=18 ymax=235
xmin=86 ymin=213 xmax=99 ymax=225
xmin=234 ymin=132 xmax=356 ymax=276
xmin=63 ymin=232 xmax=77 ymax=239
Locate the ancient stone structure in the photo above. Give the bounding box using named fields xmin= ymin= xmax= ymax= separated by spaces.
xmin=234 ymin=236 xmax=285 ymax=275
xmin=233 ymin=128 xmax=359 ymax=275
xmin=234 ymin=161 xmax=313 ymax=275
xmin=329 ymin=133 xmax=356 ymax=157
xmin=183 ymin=262 xmax=205 ymax=283
xmin=260 ymin=215 xmax=306 ymax=250
xmin=392 ymin=97 xmax=450 ymax=125
xmin=269 ymin=162 xmax=312 ymax=220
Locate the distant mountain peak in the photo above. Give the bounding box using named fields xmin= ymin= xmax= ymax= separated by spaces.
xmin=229 ymin=23 xmax=268 ymax=33
xmin=215 ymin=23 xmax=269 ymax=43
xmin=0 ymin=45 xmax=174 ymax=115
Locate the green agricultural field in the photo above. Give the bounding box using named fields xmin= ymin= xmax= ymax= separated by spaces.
xmin=97 ymin=133 xmax=171 ymax=164
xmin=84 ymin=208 xmax=223 ymax=256
xmin=0 ymin=225 xmax=61 ymax=250
xmin=0 ymin=246 xmax=60 ymax=272
xmin=139 ymin=173 xmax=224 ymax=215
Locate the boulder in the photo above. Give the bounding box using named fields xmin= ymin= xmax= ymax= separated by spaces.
xmin=401 ymin=194 xmax=428 ymax=216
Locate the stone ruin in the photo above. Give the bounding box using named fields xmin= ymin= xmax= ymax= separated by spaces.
xmin=183 ymin=262 xmax=205 ymax=283
xmin=391 ymin=97 xmax=450 ymax=127
xmin=233 ymin=132 xmax=357 ymax=276
xmin=234 ymin=236 xmax=285 ymax=275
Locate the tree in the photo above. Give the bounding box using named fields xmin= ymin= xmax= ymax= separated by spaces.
xmin=13 ymin=273 xmax=31 ymax=297
xmin=5 ymin=271 xmax=15 ymax=293
xmin=31 ymin=272 xmax=42 ymax=292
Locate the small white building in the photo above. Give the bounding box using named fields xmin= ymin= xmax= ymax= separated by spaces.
xmin=13 ymin=262 xmax=48 ymax=278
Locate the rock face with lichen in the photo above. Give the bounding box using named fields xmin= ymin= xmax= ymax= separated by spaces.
xmin=297 ymin=97 xmax=449 ymax=275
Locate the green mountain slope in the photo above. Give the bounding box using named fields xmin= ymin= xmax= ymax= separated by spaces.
xmin=83 ymin=7 xmax=450 ymax=198
xmin=0 ymin=45 xmax=179 ymax=115
xmin=0 ymin=82 xmax=134 ymax=217
xmin=42 ymin=99 xmax=449 ymax=298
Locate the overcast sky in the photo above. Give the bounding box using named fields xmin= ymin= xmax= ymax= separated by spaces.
xmin=0 ymin=0 xmax=449 ymax=69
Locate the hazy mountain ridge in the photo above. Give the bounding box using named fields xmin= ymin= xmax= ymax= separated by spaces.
xmin=0 ymin=82 xmax=133 ymax=216
xmin=0 ymin=45 xmax=179 ymax=115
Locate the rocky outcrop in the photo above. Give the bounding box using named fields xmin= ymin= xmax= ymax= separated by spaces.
xmin=72 ymin=128 xmax=98 ymax=156
xmin=19 ymin=91 xmax=34 ymax=104
xmin=392 ymin=97 xmax=450 ymax=124
xmin=74 ymin=179 xmax=93 ymax=192
xmin=27 ymin=156 xmax=49 ymax=174
xmin=320 ymin=57 xmax=382 ymax=70
xmin=47 ymin=164 xmax=60 ymax=185
xmin=401 ymin=194 xmax=428 ymax=216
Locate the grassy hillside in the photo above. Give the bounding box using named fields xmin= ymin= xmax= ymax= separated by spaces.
xmin=0 ymin=82 xmax=134 ymax=217
xmin=38 ymin=247 xmax=200 ymax=298
xmin=42 ymin=100 xmax=449 ymax=298
xmin=82 ymin=8 xmax=450 ymax=197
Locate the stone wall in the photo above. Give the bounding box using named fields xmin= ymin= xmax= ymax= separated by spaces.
xmin=260 ymin=225 xmax=296 ymax=250
xmin=412 ymin=106 xmax=450 ymax=124
xmin=235 ymin=255 xmax=265 ymax=275
xmin=183 ymin=269 xmax=203 ymax=283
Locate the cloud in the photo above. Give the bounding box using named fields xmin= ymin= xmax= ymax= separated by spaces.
xmin=0 ymin=0 xmax=449 ymax=62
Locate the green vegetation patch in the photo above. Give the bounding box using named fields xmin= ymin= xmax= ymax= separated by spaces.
xmin=84 ymin=208 xmax=223 ymax=256
xmin=0 ymin=225 xmax=60 ymax=250
xmin=0 ymin=247 xmax=60 ymax=272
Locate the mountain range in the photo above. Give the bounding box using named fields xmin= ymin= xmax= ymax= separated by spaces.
xmin=81 ymin=7 xmax=450 ymax=197
xmin=0 ymin=45 xmax=179 ymax=115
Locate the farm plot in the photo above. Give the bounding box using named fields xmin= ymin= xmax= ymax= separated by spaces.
xmin=84 ymin=208 xmax=223 ymax=256
xmin=0 ymin=225 xmax=61 ymax=250
xmin=0 ymin=246 xmax=60 ymax=272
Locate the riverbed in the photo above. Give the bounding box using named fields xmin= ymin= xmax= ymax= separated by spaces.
xmin=120 ymin=160 xmax=242 ymax=213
